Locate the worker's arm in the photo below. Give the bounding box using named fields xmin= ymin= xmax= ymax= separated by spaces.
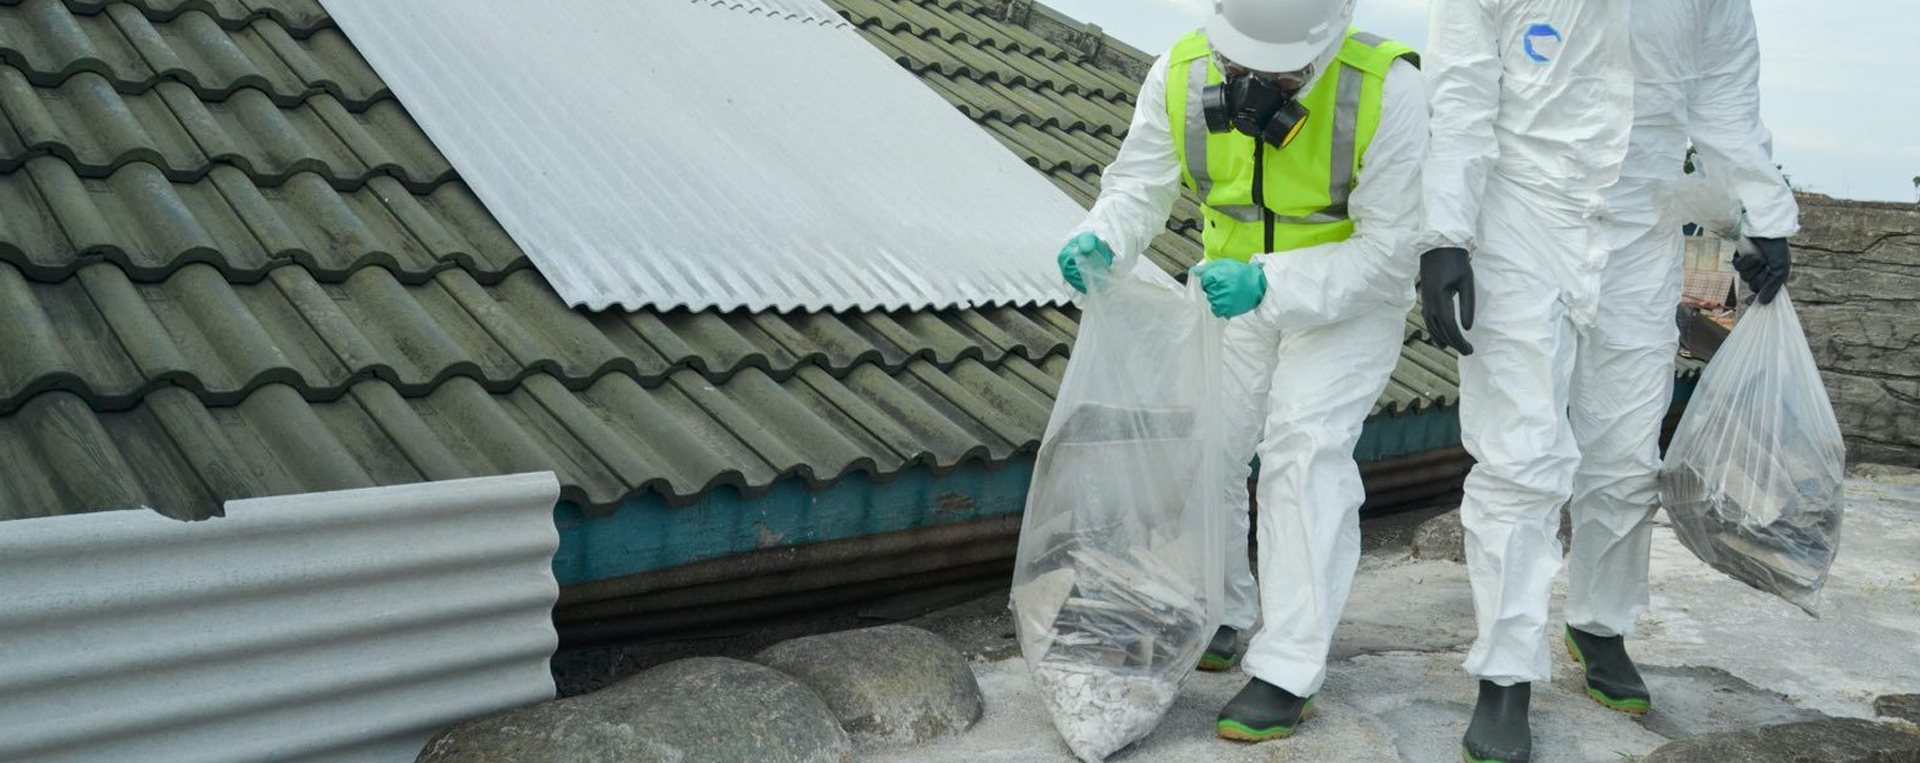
xmin=1248 ymin=58 xmax=1429 ymax=328
xmin=1067 ymin=54 xmax=1184 ymax=280
xmin=1687 ymin=0 xmax=1798 ymax=238
xmin=1417 ymin=0 xmax=1502 ymax=253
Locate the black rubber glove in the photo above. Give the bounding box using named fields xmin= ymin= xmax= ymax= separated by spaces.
xmin=1419 ymin=247 xmax=1476 ymax=356
xmin=1733 ymin=237 xmax=1791 ymax=304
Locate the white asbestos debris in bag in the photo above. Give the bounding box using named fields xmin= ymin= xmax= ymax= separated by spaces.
xmin=1659 ymin=290 xmax=1846 ymax=615
xmin=1010 ymin=273 xmax=1226 ymax=761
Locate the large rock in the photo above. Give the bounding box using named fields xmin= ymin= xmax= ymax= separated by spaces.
xmin=755 ymin=625 xmax=983 ymax=746
xmin=1643 ymin=718 xmax=1920 ymax=763
xmin=416 ymin=657 xmax=850 ymax=763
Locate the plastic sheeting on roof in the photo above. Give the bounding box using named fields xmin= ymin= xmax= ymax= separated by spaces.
xmin=0 ymin=473 xmax=561 ymax=763
xmin=320 ymin=0 xmax=1088 ymax=313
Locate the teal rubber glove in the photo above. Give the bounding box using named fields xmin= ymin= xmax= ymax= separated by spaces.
xmin=1193 ymin=258 xmax=1267 ymax=318
xmin=1057 ymin=232 xmax=1114 ymax=293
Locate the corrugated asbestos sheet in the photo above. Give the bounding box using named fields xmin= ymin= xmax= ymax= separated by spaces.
xmin=0 ymin=0 xmax=1475 ymax=523
xmin=709 ymin=0 xmax=851 ymax=25
xmin=0 ymin=473 xmax=561 ymax=763
xmin=319 ymin=0 xmax=1088 ymax=313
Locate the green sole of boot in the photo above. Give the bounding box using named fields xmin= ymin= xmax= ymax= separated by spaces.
xmin=1585 ymin=686 xmax=1652 ymax=714
xmin=1215 ymin=701 xmax=1316 ymax=742
xmin=1198 ymin=654 xmax=1235 ymax=672
xmin=1564 ymin=632 xmax=1652 ymax=715
xmin=1461 ymin=746 xmax=1524 ymax=763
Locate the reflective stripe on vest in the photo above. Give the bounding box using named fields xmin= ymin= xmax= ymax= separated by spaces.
xmin=1181 ymin=59 xmax=1219 ymax=211
xmin=1350 ymin=31 xmax=1391 ymax=47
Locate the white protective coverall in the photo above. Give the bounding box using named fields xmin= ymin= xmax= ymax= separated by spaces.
xmin=1069 ymin=47 xmax=1428 ymax=697
xmin=1422 ymin=0 xmax=1798 ymax=685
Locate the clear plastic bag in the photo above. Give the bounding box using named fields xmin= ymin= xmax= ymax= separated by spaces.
xmin=1009 ymin=272 xmax=1227 ymax=761
xmin=1659 ymin=290 xmax=1846 ymax=615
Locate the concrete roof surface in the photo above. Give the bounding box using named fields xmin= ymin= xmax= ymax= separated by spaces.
xmin=876 ymin=470 xmax=1920 ymax=762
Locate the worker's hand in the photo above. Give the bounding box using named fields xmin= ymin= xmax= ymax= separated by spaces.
xmin=1057 ymin=232 xmax=1114 ymax=293
xmin=1734 ymin=237 xmax=1791 ymax=305
xmin=1192 ymin=258 xmax=1267 ymax=318
xmin=1419 ymin=247 xmax=1476 ymax=355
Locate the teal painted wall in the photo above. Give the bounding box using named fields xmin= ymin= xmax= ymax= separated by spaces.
xmin=1355 ymin=407 xmax=1462 ymax=463
xmin=553 ymin=461 xmax=1033 ymax=586
xmin=554 ymin=379 xmax=1699 ymax=587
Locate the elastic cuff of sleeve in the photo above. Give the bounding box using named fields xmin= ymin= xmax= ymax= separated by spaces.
xmin=1741 ymin=225 xmax=1800 ymax=240
xmin=1413 ymin=232 xmax=1474 ymax=254
xmin=1064 ymin=222 xmax=1098 ymax=246
xmin=1738 ymin=201 xmax=1800 ymax=240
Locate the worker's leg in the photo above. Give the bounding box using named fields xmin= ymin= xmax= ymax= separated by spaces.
xmin=1236 ymin=309 xmax=1407 ymax=696
xmin=1556 ymin=222 xmax=1683 ymax=714
xmin=1565 ymin=222 xmax=1684 ymax=640
xmin=1220 ymin=310 xmax=1284 ymax=634
xmin=1456 ymin=228 xmax=1583 ymax=688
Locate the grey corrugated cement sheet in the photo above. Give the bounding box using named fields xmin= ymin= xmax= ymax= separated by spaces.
xmin=320 ymin=0 xmax=1088 ymax=313
xmin=0 ymin=473 xmax=562 ymax=763
xmin=705 ymin=0 xmax=848 ymax=24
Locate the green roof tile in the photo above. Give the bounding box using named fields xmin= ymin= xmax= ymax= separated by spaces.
xmin=0 ymin=257 xmax=1073 ymax=415
xmin=0 ymin=0 xmax=386 ymax=106
xmin=14 ymin=0 xmax=335 ymax=37
xmin=0 ymin=157 xmax=519 ymax=281
xmin=0 ymin=66 xmax=450 ymax=189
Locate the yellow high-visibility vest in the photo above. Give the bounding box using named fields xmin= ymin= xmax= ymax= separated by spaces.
xmin=1166 ymin=29 xmax=1418 ymax=260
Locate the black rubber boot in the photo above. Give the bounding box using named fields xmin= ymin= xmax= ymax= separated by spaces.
xmin=1216 ymin=678 xmax=1316 ymax=742
xmin=1198 ymin=625 xmax=1239 ymax=671
xmin=1565 ymin=626 xmax=1652 ymax=713
xmin=1461 ymin=680 xmax=1531 ymax=763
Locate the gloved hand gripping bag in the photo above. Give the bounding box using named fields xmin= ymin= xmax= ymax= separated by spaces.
xmin=1658 ymin=291 xmax=1846 ymax=616
xmin=1009 ymin=272 xmax=1228 ymax=761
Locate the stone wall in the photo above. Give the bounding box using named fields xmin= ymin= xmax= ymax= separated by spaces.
xmin=1791 ymin=197 xmax=1920 ymax=467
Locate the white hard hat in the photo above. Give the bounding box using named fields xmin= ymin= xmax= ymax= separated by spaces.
xmin=1206 ymin=0 xmax=1356 ymax=74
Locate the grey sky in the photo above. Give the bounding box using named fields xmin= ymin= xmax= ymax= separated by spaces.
xmin=1041 ymin=0 xmax=1920 ymax=203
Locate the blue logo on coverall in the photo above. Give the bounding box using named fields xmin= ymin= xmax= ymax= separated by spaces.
xmin=1523 ymin=23 xmax=1562 ymax=62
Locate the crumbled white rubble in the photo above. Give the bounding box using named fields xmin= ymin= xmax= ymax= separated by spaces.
xmin=1031 ymin=663 xmax=1175 ymax=761
xmin=1014 ymin=545 xmax=1210 ymax=762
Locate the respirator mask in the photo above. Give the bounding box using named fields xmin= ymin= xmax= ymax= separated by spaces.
xmin=1201 ymin=56 xmax=1311 ymax=149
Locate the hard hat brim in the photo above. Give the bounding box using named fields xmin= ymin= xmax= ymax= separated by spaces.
xmin=1206 ymin=17 xmax=1333 ymax=75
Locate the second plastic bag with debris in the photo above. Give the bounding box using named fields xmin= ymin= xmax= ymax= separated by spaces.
xmin=1010 ymin=270 xmax=1227 ymax=761
xmin=1659 ymin=289 xmax=1846 ymax=615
